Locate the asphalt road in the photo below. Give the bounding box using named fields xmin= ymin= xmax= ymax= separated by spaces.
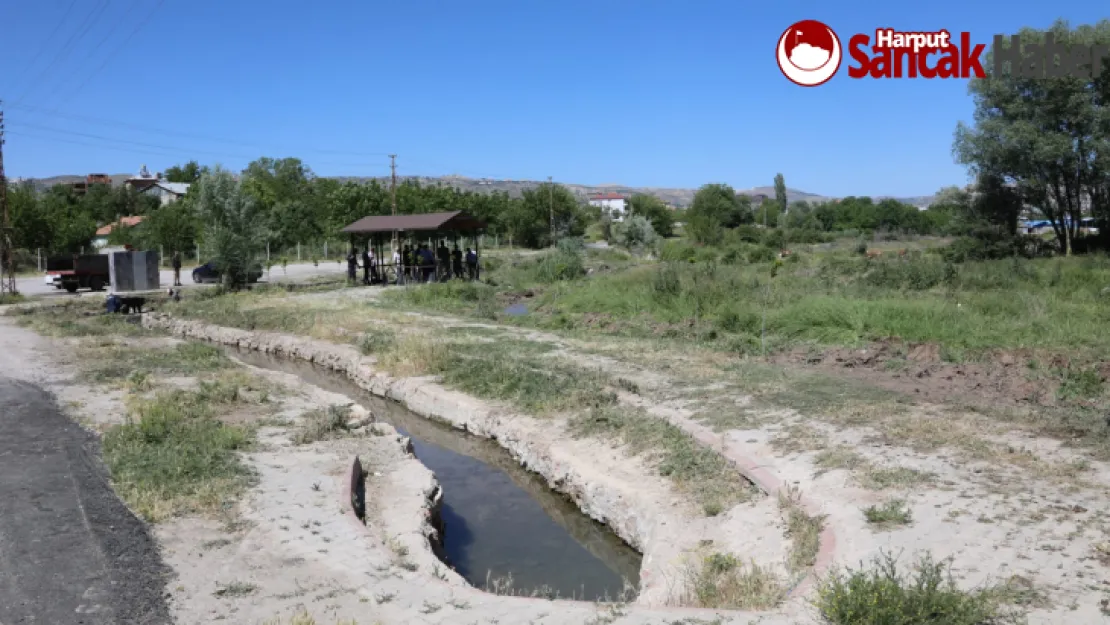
xmin=0 ymin=377 xmax=171 ymax=624
xmin=16 ymin=261 xmax=346 ymax=298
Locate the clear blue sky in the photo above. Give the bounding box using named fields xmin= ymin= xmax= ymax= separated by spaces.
xmin=1 ymin=0 xmax=1105 ymax=197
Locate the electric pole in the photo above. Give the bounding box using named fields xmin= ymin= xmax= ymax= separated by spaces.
xmin=0 ymin=102 xmax=17 ymax=297
xmin=547 ymin=176 xmax=554 ymax=245
xmin=389 ymin=154 xmax=397 ymax=216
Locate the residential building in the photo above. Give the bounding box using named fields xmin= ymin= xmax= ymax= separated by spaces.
xmin=140 ymin=181 xmax=190 ymax=206
xmin=69 ymin=173 xmax=113 ymax=195
xmin=123 ymin=164 xmax=190 ymax=205
xmin=588 ymin=192 xmax=628 ymax=221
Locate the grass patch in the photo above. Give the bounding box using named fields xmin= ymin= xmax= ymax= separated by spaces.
xmin=682 ymin=553 xmax=785 ymax=610
xmin=293 ymin=405 xmax=352 ymax=444
xmin=261 ymin=609 xmax=359 ymax=625
xmin=863 ymin=499 xmax=913 ymax=529
xmin=18 ymin=310 xmax=150 ymax=337
xmin=214 ymin=581 xmax=258 ymax=597
xmin=80 ymin=341 xmax=231 ymax=383
xmin=779 ymin=487 xmax=824 ymax=574
xmin=0 ymin=292 xmax=26 ymax=305
xmin=356 ymin=328 xmax=397 ymax=355
xmin=859 ymin=466 xmax=932 ymax=490
xmin=813 ymin=446 xmax=867 ymax=474
xmin=103 ymin=387 xmax=253 ymax=522
xmin=571 ymin=405 xmax=758 ymax=515
xmin=815 ymin=552 xmax=1019 ymax=625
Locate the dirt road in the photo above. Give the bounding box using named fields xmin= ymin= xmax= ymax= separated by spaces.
xmin=0 ymin=323 xmax=171 ymax=625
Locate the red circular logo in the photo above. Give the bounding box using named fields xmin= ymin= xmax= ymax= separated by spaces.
xmin=776 ymin=20 xmax=842 ymax=87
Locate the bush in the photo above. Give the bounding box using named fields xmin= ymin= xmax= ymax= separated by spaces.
xmin=652 ymin=263 xmax=682 ymax=299
xmin=611 ymin=215 xmax=658 ymax=250
xmin=532 ymin=248 xmax=585 ymax=282
xmin=941 ymin=229 xmax=1054 ymax=263
xmin=660 ymin=240 xmax=697 ymax=263
xmin=762 ymin=228 xmax=785 ymax=250
xmin=747 ymin=245 xmax=776 ymax=264
xmin=816 ymin=552 xmax=1010 ymax=625
xmin=862 ymin=258 xmax=951 ymax=291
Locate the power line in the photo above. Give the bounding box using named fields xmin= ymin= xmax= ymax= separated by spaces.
xmin=5 ymin=128 xmax=388 ymax=171
xmin=60 ymin=0 xmax=166 ymax=105
xmin=6 ymin=102 xmax=393 ymax=159
xmin=7 ymin=0 xmax=80 ymax=95
xmin=38 ymin=0 xmax=145 ymax=104
xmin=13 ymin=0 xmax=112 ymax=106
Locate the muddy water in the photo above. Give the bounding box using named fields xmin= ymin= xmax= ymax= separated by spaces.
xmin=234 ymin=349 xmax=642 ymax=601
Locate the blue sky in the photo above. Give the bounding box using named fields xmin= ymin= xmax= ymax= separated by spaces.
xmin=2 ymin=0 xmax=1105 ymax=196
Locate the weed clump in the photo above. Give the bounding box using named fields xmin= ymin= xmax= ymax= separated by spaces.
xmin=815 ymin=552 xmax=1014 ymax=625
xmin=683 ymin=552 xmax=784 ymax=610
xmin=294 ymin=405 xmax=352 ymax=444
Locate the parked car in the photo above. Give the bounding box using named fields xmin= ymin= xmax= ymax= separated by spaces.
xmin=192 ymin=261 xmax=263 ymax=284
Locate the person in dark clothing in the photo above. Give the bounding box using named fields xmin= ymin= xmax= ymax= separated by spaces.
xmin=465 ymin=248 xmax=478 ymax=280
xmin=436 ymin=241 xmax=450 ymax=280
xmin=171 ymin=250 xmax=182 ymax=286
xmin=346 ymin=248 xmax=358 ymax=283
xmin=361 ymin=248 xmax=372 ymax=285
xmin=451 ymin=246 xmax=463 ymax=279
xmin=401 ymin=245 xmax=412 ymax=280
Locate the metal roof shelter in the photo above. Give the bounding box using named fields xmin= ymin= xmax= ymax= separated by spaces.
xmin=341 ymin=211 xmax=487 ymax=234
xmin=340 ymin=211 xmax=487 ymax=285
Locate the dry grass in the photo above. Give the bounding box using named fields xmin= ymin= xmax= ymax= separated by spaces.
xmin=778 ymin=486 xmax=824 ymax=574
xmin=680 ymin=552 xmax=785 ymax=610
xmin=261 ymin=609 xmax=362 ymax=625
xmin=293 ymin=405 xmax=352 ymax=444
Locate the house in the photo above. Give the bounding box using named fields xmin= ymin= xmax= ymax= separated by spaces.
xmin=92 ymin=216 xmax=144 ymax=249
xmin=124 ymin=164 xmax=190 ymax=205
xmin=1021 ymin=217 xmax=1099 ymax=236
xmin=588 ymin=192 xmax=628 ymax=222
xmin=140 ymin=181 xmax=190 ymax=206
xmin=68 ymin=173 xmax=112 ymax=195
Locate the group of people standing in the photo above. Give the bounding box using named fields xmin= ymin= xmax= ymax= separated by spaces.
xmin=346 ymin=241 xmax=478 ymax=285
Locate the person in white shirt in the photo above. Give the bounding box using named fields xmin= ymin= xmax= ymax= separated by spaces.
xmin=392 ymin=248 xmax=402 ymax=284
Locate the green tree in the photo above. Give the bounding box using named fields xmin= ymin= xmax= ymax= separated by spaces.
xmin=953 ymin=19 xmax=1110 ymax=255
xmin=141 ymin=199 xmax=200 ymax=256
xmin=40 ymin=186 xmax=98 ymax=253
xmin=164 ymin=160 xmax=205 ymax=183
xmin=510 ymin=183 xmax=584 ymax=248
xmin=9 ymin=181 xmax=51 ymax=250
xmin=194 ymin=167 xmax=265 ymax=289
xmin=774 ymin=173 xmax=787 ymax=225
xmin=686 ymin=184 xmax=747 ymax=244
xmin=627 ymin=194 xmax=675 ymax=237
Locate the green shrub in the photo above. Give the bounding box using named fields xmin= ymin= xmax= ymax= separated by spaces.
xmin=747 ymin=245 xmax=776 ymax=264
xmin=816 ymin=552 xmax=1010 ymax=625
xmin=660 ymin=240 xmax=697 ymax=263
xmin=694 ymin=247 xmax=720 ymax=263
xmin=862 ymin=259 xmax=949 ymax=291
xmin=652 ymin=263 xmax=682 ymax=299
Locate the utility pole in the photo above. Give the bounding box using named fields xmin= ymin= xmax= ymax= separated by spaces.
xmin=389 ymin=154 xmax=398 ymax=251
xmin=547 ymin=176 xmax=554 ymax=244
xmin=389 ymin=155 xmax=397 ymax=216
xmin=0 ymin=102 xmax=17 ymax=297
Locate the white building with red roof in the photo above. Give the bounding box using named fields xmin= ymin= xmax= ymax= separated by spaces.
xmin=588 ymin=192 xmax=628 ymax=222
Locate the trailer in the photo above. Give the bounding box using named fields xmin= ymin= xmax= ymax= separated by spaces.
xmin=45 ymin=254 xmax=111 ymax=293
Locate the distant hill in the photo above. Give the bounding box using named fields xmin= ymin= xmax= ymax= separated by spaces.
xmin=20 ymin=173 xmax=936 ymax=208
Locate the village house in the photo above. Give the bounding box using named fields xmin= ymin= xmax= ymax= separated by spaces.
xmin=588 ymin=192 xmax=628 ymax=222
xmin=124 ymin=164 xmax=190 ymax=206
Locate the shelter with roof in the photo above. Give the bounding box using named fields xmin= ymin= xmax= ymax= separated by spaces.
xmin=341 ymin=211 xmax=487 ymax=283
